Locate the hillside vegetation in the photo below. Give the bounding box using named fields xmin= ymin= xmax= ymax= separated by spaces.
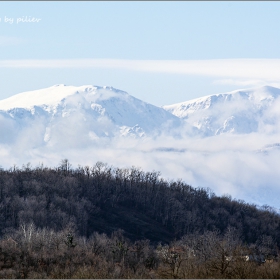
xmin=0 ymin=160 xmax=279 ymax=278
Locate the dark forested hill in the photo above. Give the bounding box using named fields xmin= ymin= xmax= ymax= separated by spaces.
xmin=0 ymin=160 xmax=279 ymax=246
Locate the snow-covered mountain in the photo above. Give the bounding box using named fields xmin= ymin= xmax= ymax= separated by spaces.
xmin=0 ymin=84 xmax=181 ymax=147
xmin=163 ymin=86 xmax=280 ymax=136
xmin=1 ymin=83 xmax=280 ymax=152
xmin=2 ymin=84 xmax=280 ymax=146
xmin=1 ymin=84 xmax=280 ymax=208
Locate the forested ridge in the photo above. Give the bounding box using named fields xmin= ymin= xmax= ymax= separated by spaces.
xmin=0 ymin=160 xmax=280 ymax=278
xmin=0 ymin=160 xmax=279 ymax=244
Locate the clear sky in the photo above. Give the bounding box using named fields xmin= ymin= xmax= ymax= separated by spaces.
xmin=1 ymin=1 xmax=280 ymax=106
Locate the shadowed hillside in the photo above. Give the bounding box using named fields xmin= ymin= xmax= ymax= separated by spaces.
xmin=0 ymin=160 xmax=279 ymax=246
xmin=0 ymin=160 xmax=279 ymax=278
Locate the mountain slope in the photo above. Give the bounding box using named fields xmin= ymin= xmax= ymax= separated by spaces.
xmin=163 ymin=86 xmax=280 ymax=136
xmin=0 ymin=84 xmax=181 ymax=147
xmin=3 ymin=84 xmax=280 ymax=144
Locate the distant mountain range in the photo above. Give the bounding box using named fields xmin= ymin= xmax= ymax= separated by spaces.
xmin=1 ymin=84 xmax=280 ymax=147
xmin=1 ymin=84 xmax=280 ymax=209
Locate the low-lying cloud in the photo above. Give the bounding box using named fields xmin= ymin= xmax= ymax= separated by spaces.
xmin=1 ymin=125 xmax=280 ymax=209
xmin=1 ymin=59 xmax=280 ymax=84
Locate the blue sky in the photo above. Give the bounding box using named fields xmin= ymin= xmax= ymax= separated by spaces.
xmin=1 ymin=1 xmax=280 ymax=105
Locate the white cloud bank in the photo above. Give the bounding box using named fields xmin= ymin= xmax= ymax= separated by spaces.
xmin=1 ymin=59 xmax=280 ymax=82
xmin=1 ymin=125 xmax=280 ymax=210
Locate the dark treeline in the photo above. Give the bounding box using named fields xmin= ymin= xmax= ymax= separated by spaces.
xmin=0 ymin=160 xmax=280 ymax=278
xmin=0 ymin=160 xmax=280 ymax=245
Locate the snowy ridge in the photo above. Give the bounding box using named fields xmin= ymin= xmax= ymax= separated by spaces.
xmin=1 ymin=84 xmax=280 ymax=143
xmin=2 ymin=84 xmax=280 ymax=141
xmin=0 ymin=84 xmax=133 ymax=113
xmin=163 ymin=86 xmax=280 ymax=118
xmin=163 ymin=86 xmax=280 ymax=136
xmin=0 ymin=84 xmax=181 ymax=144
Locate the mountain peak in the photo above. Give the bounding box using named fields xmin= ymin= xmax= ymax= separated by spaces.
xmin=0 ymin=84 xmax=130 ymax=112
xmin=0 ymin=84 xmax=180 ymax=141
xmin=163 ymin=85 xmax=280 ymax=136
